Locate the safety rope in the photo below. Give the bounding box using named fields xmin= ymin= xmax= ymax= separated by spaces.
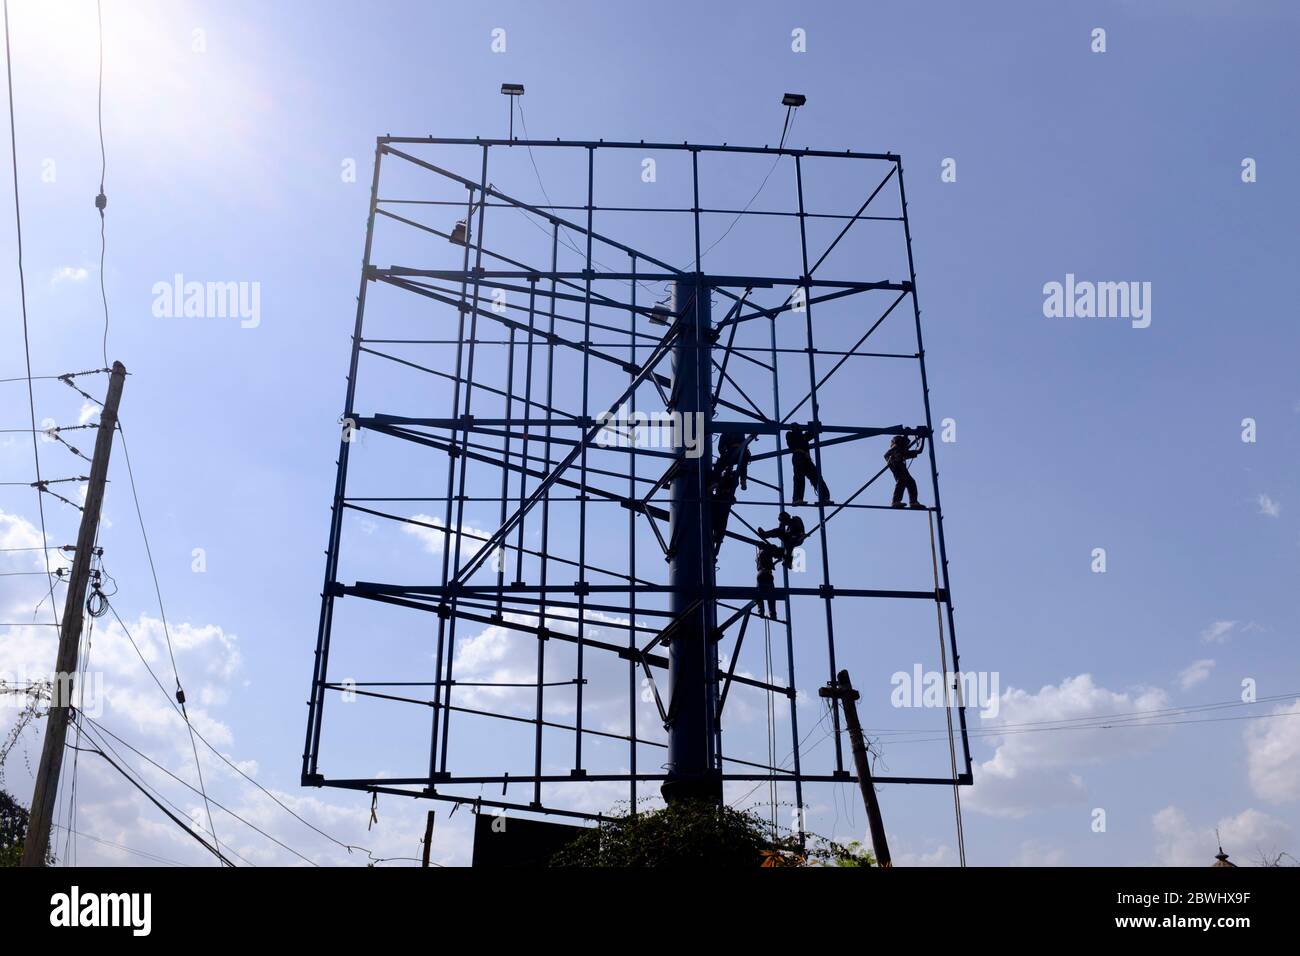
xmin=927 ymin=510 xmax=967 ymax=866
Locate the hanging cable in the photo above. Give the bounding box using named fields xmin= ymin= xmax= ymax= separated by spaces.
xmin=116 ymin=422 xmax=222 ymax=862
xmin=515 ymin=100 xmax=668 ymax=301
xmin=692 ymin=107 xmax=798 ymax=270
xmin=77 ymin=713 xmax=324 ymax=867
xmin=72 ymin=719 xmax=234 ymax=866
xmin=3 ymin=0 xmax=60 ymax=632
xmin=95 ymin=0 xmax=109 ymax=366
xmin=51 ymin=823 xmax=193 ymax=867
xmin=102 ymin=598 xmax=381 ymax=860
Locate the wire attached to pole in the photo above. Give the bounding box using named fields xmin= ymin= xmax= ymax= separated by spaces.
xmin=3 ymin=0 xmax=60 ymax=632
xmin=95 ymin=0 xmax=110 ymax=367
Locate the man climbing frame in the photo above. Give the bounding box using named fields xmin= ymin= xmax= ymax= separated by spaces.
xmin=758 ymin=511 xmax=807 ymax=570
xmin=754 ymin=542 xmax=782 ymax=619
xmin=885 ymin=433 xmax=926 ymax=509
xmin=710 ymin=468 xmax=741 ymax=556
xmin=715 ymin=431 xmax=754 ymax=491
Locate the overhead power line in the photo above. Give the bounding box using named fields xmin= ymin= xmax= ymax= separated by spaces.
xmin=116 ymin=422 xmax=222 ymax=860
xmin=70 ymin=722 xmax=233 ymax=867
xmin=102 ymin=598 xmax=382 ymax=862
xmin=95 ymin=0 xmax=110 ymax=365
xmin=76 ymin=713 xmax=319 ymax=867
xmin=3 ymin=0 xmax=59 ymax=632
xmin=52 ymin=823 xmax=193 ymax=867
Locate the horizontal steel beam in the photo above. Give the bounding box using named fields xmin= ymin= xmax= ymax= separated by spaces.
xmin=373 ymin=266 xmax=908 ymax=292
xmin=377 ymin=135 xmax=901 ymax=163
xmin=345 ymin=581 xmax=947 ymax=602
xmin=313 ymin=771 xmax=972 ymax=789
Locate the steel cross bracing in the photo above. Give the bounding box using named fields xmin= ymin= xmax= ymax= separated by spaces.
xmin=302 ymin=137 xmax=971 ymax=829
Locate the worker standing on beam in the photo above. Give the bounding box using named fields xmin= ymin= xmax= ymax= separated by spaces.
xmin=885 ymin=433 xmax=926 ymax=509
xmin=786 ymin=424 xmax=830 ymax=506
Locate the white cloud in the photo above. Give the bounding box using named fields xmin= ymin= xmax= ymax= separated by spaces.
xmin=446 ymin=605 xmax=679 ymax=742
xmin=1 ymin=507 xmax=458 ymax=867
xmin=1013 ymin=840 xmax=1066 ymax=866
xmin=965 ymin=674 xmax=1170 ymax=819
xmin=0 ymin=508 xmax=46 ymax=554
xmin=1153 ymin=805 xmax=1290 ymax=867
xmin=401 ymin=513 xmax=498 ymax=562
xmin=1256 ymin=493 xmax=1281 ymax=518
xmin=1244 ymin=699 xmax=1300 ymax=804
xmin=51 ymin=266 xmax=89 ymax=284
xmin=892 ymin=842 xmax=957 ymax=867
xmin=1177 ymin=658 xmax=1215 ymax=691
xmin=1200 ymin=620 xmax=1238 ymax=644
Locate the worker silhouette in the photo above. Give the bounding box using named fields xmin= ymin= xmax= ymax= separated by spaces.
xmin=758 ymin=511 xmax=806 ymax=570
xmin=786 ymin=424 xmax=830 ymax=506
xmin=710 ymin=468 xmax=740 ymax=555
xmin=714 ymin=431 xmax=754 ymax=490
xmin=885 ymin=434 xmax=926 ymax=509
xmin=754 ymin=542 xmax=782 ymax=619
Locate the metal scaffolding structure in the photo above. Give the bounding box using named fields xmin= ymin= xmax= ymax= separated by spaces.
xmin=301 ymin=135 xmax=972 ymax=831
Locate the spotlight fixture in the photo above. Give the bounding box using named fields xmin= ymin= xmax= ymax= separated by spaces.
xmin=501 ymin=83 xmax=526 ymax=139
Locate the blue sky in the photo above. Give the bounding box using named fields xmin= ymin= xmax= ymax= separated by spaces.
xmin=2 ymin=0 xmax=1298 ymax=867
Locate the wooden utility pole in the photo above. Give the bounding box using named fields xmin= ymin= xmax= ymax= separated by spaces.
xmin=820 ymin=668 xmax=892 ymax=867
xmin=22 ymin=361 xmax=126 ymax=867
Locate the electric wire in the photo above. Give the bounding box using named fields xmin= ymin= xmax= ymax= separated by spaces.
xmin=102 ymin=599 xmax=384 ymax=862
xmin=95 ymin=0 xmax=109 ymax=365
xmin=515 ymin=99 xmax=667 ymax=301
xmin=51 ymin=823 xmax=193 ymax=867
xmin=3 ymin=0 xmax=59 ymax=633
xmin=69 ymin=716 xmax=256 ymax=867
xmin=69 ymin=719 xmax=234 ymax=866
xmin=115 ymin=422 xmax=222 ymax=861
xmin=76 ymin=714 xmax=320 ymax=867
xmin=691 ymin=107 xmax=798 ymax=270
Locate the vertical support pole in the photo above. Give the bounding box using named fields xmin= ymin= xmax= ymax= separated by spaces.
xmin=436 ymin=144 xmax=492 ymax=779
xmin=573 ymin=146 xmax=595 ymax=774
xmin=421 ymin=810 xmax=435 ymax=868
xmin=769 ymin=300 xmax=805 ymax=845
xmin=495 ymin=316 xmax=516 ymax=616
xmin=820 ymin=669 xmax=892 ymax=867
xmin=661 ymin=276 xmax=720 ymax=804
xmin=304 ymin=142 xmax=384 ymax=783
xmin=531 ymin=222 xmax=559 ymax=808
xmin=793 ymin=155 xmax=846 ymax=773
xmin=627 ymin=252 xmax=639 ymax=811
xmin=895 ymin=160 xmax=971 ymax=778
xmin=23 ymin=361 xmax=126 ymax=867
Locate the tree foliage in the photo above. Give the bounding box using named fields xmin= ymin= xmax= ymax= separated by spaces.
xmin=1 ymin=789 xmax=32 ymax=868
xmin=549 ymin=799 xmax=875 ymax=868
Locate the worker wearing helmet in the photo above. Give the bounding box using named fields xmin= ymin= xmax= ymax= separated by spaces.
xmin=885 ymin=434 xmax=926 ymax=509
